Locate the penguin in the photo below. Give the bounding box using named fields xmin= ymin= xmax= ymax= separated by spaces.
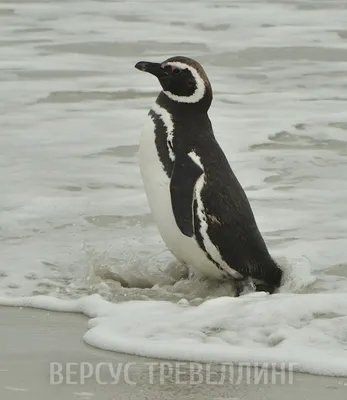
xmin=135 ymin=56 xmax=282 ymax=296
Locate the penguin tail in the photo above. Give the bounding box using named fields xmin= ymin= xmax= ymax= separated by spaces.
xmin=257 ymin=258 xmax=283 ymax=294
xmin=235 ymin=259 xmax=283 ymax=297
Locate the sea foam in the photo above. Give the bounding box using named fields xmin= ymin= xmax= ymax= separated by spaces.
xmin=1 ymin=290 xmax=347 ymax=377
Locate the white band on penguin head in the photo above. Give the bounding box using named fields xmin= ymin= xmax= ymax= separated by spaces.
xmin=162 ymin=61 xmax=206 ymax=104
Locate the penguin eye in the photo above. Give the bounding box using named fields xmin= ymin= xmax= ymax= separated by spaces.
xmin=172 ymin=67 xmax=182 ymax=76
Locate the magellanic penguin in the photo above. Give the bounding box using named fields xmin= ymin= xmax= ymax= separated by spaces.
xmin=135 ymin=56 xmax=283 ymax=296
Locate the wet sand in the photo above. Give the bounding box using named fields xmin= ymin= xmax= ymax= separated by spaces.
xmin=0 ymin=306 xmax=346 ymax=400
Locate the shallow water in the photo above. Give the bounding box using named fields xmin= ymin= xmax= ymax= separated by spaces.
xmin=1 ymin=0 xmax=347 ymax=296
xmin=2 ymin=0 xmax=347 ymax=300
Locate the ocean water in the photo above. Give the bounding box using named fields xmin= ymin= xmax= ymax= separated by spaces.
xmin=1 ymin=0 xmax=347 ymax=376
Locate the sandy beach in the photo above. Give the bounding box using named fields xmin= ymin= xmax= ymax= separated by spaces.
xmin=1 ymin=306 xmax=346 ymax=400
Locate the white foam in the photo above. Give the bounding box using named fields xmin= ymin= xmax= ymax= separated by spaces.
xmin=1 ymin=291 xmax=347 ymax=377
xmin=5 ymin=387 xmax=29 ymax=392
xmin=73 ymin=393 xmax=95 ymax=398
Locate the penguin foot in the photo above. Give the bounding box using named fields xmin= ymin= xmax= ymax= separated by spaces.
xmin=254 ymin=283 xmax=277 ymax=295
xmin=235 ymin=277 xmax=256 ymax=297
xmin=235 ymin=277 xmax=277 ymax=297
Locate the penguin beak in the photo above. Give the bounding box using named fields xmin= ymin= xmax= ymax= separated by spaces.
xmin=135 ymin=61 xmax=168 ymax=78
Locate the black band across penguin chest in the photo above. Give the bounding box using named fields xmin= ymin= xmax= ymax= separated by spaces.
xmin=149 ymin=109 xmax=174 ymax=178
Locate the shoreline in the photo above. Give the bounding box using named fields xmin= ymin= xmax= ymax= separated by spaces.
xmin=1 ymin=306 xmax=346 ymax=399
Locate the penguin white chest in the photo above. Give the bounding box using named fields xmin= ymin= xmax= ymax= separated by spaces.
xmin=138 ymin=109 xmax=223 ymax=279
xmin=138 ymin=114 xmax=173 ymax=234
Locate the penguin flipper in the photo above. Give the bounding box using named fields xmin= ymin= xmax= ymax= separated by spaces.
xmin=170 ymin=151 xmax=203 ymax=237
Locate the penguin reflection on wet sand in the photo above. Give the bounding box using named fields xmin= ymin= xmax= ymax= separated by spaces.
xmin=135 ymin=56 xmax=283 ymax=296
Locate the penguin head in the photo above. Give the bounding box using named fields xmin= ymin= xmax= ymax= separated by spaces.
xmin=135 ymin=56 xmax=212 ymax=108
